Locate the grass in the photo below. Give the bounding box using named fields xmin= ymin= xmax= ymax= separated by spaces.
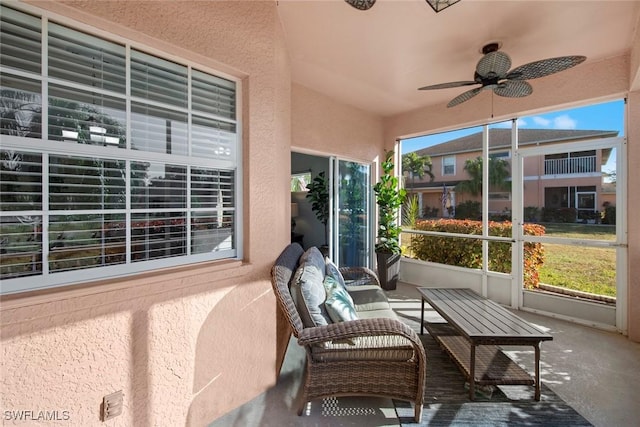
xmin=538 ymin=223 xmax=617 ymax=297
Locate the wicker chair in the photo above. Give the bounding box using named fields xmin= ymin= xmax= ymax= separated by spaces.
xmin=271 ymin=243 xmax=426 ymax=422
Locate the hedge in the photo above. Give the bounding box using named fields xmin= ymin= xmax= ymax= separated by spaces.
xmin=408 ymin=219 xmax=545 ymax=289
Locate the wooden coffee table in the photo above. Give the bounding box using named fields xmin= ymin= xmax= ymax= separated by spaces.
xmin=418 ymin=287 xmax=553 ymax=400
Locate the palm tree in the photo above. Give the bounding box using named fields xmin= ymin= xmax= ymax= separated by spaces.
xmin=402 ymin=152 xmax=434 ymax=193
xmin=455 ymin=156 xmax=510 ymax=197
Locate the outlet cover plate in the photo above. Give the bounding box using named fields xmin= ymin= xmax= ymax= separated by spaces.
xmin=102 ymin=390 xmax=123 ymax=421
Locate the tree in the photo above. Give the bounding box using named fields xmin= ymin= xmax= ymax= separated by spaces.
xmin=455 ymin=156 xmax=510 ymax=197
xmin=402 ymin=152 xmax=434 ymax=191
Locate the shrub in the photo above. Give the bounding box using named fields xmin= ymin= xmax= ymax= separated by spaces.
xmin=489 ymin=209 xmax=511 ymax=221
xmin=454 ymin=200 xmax=481 ymax=220
xmin=422 ymin=206 xmax=439 ymax=218
xmin=524 ymin=206 xmax=541 ymax=222
xmin=409 ymin=219 xmax=545 ymax=289
xmin=602 ymin=203 xmax=616 ymax=225
xmin=542 ymin=207 xmax=577 ymax=223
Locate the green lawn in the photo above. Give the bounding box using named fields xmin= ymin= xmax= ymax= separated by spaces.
xmin=538 ymin=224 xmax=617 ymax=297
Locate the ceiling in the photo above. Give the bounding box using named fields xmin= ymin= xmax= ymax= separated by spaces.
xmin=277 ymin=0 xmax=640 ymax=117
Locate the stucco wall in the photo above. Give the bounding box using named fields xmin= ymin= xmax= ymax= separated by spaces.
xmin=1 ymin=1 xmax=292 ymax=426
xmin=292 ymin=83 xmax=384 ymax=164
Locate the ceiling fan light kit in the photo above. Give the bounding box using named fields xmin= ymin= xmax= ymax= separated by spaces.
xmin=344 ymin=0 xmax=376 ymax=11
xmin=419 ymin=42 xmax=586 ymax=107
xmin=426 ymin=0 xmax=462 ymax=13
xmin=345 ymin=0 xmax=461 ymax=13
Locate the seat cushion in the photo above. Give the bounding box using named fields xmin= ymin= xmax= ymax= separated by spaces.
xmin=291 ymin=247 xmax=330 ymax=327
xmin=347 ymin=285 xmax=392 ymax=312
xmin=354 ymin=308 xmax=397 ymax=320
xmin=324 ymin=276 xmax=358 ymax=323
xmin=311 ymin=334 xmax=414 ymax=362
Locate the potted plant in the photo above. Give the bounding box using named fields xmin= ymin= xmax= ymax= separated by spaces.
xmin=306 ymin=171 xmax=330 ymax=255
xmin=373 ymin=150 xmax=407 ymax=290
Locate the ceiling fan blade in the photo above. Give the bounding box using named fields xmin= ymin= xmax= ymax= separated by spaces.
xmin=418 ymin=81 xmax=478 ymax=90
xmin=494 ymin=80 xmax=533 ymax=98
xmin=476 ymin=51 xmax=511 ymax=78
xmin=506 ymin=56 xmax=586 ymax=80
xmin=344 ymin=0 xmax=376 ymax=11
xmin=447 ymin=87 xmax=483 ymax=108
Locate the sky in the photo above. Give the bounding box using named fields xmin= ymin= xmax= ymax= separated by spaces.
xmin=401 ymin=99 xmax=625 ymax=176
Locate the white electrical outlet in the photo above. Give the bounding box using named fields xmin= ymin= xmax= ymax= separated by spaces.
xmin=101 ymin=390 xmax=123 ymax=421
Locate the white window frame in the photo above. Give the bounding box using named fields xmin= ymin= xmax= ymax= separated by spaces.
xmin=0 ymin=3 xmax=242 ymax=294
xmin=442 ymin=155 xmax=456 ymax=176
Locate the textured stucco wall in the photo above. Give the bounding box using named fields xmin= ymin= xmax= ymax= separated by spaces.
xmin=630 ymin=9 xmax=640 ymax=91
xmin=1 ymin=1 xmax=292 ymax=426
xmin=292 ymin=83 xmax=384 ymax=164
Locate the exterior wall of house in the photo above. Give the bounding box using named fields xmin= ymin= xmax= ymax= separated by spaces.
xmin=413 ymin=149 xmax=605 ymax=219
xmin=385 ymin=54 xmax=640 ymax=342
xmin=0 ymin=3 xmax=388 ymax=426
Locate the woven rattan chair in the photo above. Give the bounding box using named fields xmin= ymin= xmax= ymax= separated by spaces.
xmin=271 ymin=243 xmax=426 ymax=422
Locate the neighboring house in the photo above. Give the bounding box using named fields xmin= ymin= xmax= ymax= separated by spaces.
xmin=406 ymin=128 xmax=618 ymax=222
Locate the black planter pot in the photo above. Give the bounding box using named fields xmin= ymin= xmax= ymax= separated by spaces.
xmin=376 ymin=251 xmax=401 ymax=291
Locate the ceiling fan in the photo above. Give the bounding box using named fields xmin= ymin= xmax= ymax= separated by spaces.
xmin=418 ymin=42 xmax=586 ymax=108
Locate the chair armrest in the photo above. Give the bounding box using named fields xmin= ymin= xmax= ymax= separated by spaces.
xmin=339 ymin=266 xmax=380 ymax=287
xmin=297 ymin=317 xmax=423 ymax=353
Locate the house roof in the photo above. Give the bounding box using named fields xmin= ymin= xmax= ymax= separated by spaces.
xmin=413 ymin=128 xmax=619 ymax=157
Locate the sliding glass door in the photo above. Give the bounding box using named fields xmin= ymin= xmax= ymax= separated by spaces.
xmin=332 ymin=159 xmax=372 ymax=268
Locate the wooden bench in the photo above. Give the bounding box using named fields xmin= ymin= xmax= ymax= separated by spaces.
xmin=418 ymin=287 xmax=553 ymax=400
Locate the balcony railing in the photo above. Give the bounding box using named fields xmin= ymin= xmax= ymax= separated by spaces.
xmin=544 ymin=155 xmax=596 ymax=175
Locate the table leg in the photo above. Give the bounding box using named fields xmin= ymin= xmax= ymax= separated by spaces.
xmin=420 ymin=298 xmax=425 ymax=335
xmin=469 ymin=343 xmax=476 ymax=401
xmin=534 ymin=343 xmax=541 ymax=401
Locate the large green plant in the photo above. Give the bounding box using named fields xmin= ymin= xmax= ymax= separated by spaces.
xmin=374 ymin=150 xmax=407 ymax=254
xmin=306 ymin=171 xmax=330 ymax=246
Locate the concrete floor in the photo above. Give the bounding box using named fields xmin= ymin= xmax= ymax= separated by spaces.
xmin=211 ymin=283 xmax=640 ymax=427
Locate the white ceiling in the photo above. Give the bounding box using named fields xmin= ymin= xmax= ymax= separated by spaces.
xmin=277 ymin=0 xmax=640 ymax=117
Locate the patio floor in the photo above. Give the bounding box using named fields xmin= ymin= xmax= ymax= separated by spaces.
xmin=210 ymin=282 xmax=640 ymax=427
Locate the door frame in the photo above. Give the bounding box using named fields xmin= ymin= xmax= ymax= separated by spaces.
xmin=330 ymin=156 xmax=375 ymax=269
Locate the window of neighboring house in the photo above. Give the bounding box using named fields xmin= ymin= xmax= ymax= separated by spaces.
xmin=0 ymin=5 xmax=239 ymax=294
xmin=442 ymin=155 xmax=455 ymax=175
xmin=489 ymin=150 xmax=510 ymax=159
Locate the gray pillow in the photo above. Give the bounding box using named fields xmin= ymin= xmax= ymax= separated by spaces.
xmin=291 ymin=247 xmax=330 ymax=327
xmin=301 ymin=246 xmax=326 ymax=273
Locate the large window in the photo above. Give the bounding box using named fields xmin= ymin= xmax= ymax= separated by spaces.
xmin=0 ymin=5 xmax=239 ymax=293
